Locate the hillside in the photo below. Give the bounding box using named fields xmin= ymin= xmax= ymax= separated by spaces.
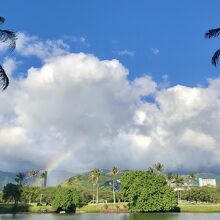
xmin=61 ymin=170 xmax=220 ymax=191
xmin=61 ymin=169 xmax=122 ymax=191
xmin=0 ymin=171 xmax=16 ymax=189
xmin=1 ymin=169 xmax=220 ymax=191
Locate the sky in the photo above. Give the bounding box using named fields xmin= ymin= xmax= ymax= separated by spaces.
xmin=1 ymin=0 xmax=220 ymax=173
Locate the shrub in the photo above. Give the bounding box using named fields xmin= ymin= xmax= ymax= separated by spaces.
xmin=52 ymin=188 xmax=80 ymax=213
xmin=120 ymin=171 xmax=177 ymax=212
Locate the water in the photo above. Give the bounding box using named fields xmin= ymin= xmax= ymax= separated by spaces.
xmin=0 ymin=213 xmax=220 ymax=220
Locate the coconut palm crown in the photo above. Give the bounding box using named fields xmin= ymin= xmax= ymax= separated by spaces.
xmin=0 ymin=16 xmax=17 ymax=90
xmin=205 ymin=27 xmax=220 ymax=66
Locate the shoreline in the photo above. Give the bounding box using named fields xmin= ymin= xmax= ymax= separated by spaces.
xmin=1 ymin=203 xmax=220 ymax=214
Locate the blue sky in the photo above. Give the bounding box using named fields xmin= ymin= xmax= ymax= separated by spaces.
xmin=1 ymin=0 xmax=220 ymax=86
xmin=2 ymin=1 xmax=220 ymax=173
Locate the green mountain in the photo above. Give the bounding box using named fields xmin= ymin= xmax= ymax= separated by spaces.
xmin=61 ymin=169 xmax=122 ymax=191
xmin=61 ymin=170 xmax=220 ymax=191
xmin=0 ymin=171 xmax=16 ymax=190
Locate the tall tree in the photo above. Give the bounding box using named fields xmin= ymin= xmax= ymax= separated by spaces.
xmin=173 ymin=174 xmax=184 ymax=203
xmin=28 ymin=170 xmax=38 ymax=178
xmin=89 ymin=170 xmax=96 ymax=203
xmin=40 ymin=171 xmax=47 ymax=187
xmin=154 ymin=162 xmax=164 ymax=175
xmin=205 ymin=27 xmax=220 ymax=66
xmin=148 ymin=166 xmax=155 ymax=174
xmin=166 ymin=172 xmax=174 ymax=185
xmin=3 ymin=183 xmax=21 ymax=205
xmin=110 ymin=166 xmax=119 ymax=203
xmin=187 ymin=172 xmax=196 ymax=187
xmin=0 ymin=16 xmax=17 ymax=90
xmin=15 ymin=172 xmax=26 ymax=186
xmin=92 ymin=168 xmax=101 ymax=203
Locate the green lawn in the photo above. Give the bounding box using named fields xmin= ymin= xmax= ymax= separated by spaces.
xmin=179 ymin=204 xmax=220 ymax=212
xmin=0 ymin=203 xmax=54 ymax=213
xmin=77 ymin=202 xmax=128 ymax=213
xmin=2 ymin=202 xmax=220 ymax=213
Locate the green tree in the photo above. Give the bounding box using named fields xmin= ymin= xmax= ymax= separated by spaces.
xmin=89 ymin=170 xmax=96 ymax=203
xmin=154 ymin=162 xmax=164 ymax=175
xmin=0 ymin=16 xmax=17 ymax=90
xmin=3 ymin=183 xmax=21 ymax=205
xmin=15 ymin=172 xmax=26 ymax=186
xmin=28 ymin=170 xmax=38 ymax=178
xmin=40 ymin=171 xmax=47 ymax=187
xmin=173 ymin=174 xmax=184 ymax=203
xmin=148 ymin=166 xmax=155 ymax=174
xmin=110 ymin=166 xmax=119 ymax=203
xmin=120 ymin=171 xmax=177 ymax=212
xmin=205 ymin=27 xmax=220 ymax=66
xmin=187 ymin=172 xmax=196 ymax=187
xmin=166 ymin=172 xmax=174 ymax=185
xmin=92 ymin=168 xmax=101 ymax=203
xmin=52 ymin=187 xmax=80 ymax=213
xmin=183 ymin=186 xmax=217 ymax=203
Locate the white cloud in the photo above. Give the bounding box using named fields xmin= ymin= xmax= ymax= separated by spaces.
xmin=151 ymin=48 xmax=160 ymax=55
xmin=63 ymin=35 xmax=90 ymax=47
xmin=117 ymin=50 xmax=135 ymax=57
xmin=15 ymin=33 xmax=70 ymax=60
xmin=1 ymin=34 xmax=220 ymax=174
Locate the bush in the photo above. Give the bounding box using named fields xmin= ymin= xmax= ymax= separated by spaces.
xmin=3 ymin=183 xmax=21 ymax=204
xmin=182 ymin=186 xmax=218 ymax=203
xmin=103 ymin=204 xmax=108 ymax=209
xmin=52 ymin=188 xmax=80 ymax=213
xmin=120 ymin=171 xmax=177 ymax=212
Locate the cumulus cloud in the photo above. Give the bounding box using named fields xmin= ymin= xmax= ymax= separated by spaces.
xmin=15 ymin=33 xmax=70 ymax=60
xmin=1 ymin=34 xmax=220 ymax=174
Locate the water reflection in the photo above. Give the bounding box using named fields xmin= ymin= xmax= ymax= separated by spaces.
xmin=0 ymin=213 xmax=220 ymax=220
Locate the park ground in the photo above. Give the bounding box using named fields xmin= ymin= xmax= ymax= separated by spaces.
xmin=2 ymin=202 xmax=220 ymax=213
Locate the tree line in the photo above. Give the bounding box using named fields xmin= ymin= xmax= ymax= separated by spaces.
xmin=1 ymin=163 xmax=220 ymax=213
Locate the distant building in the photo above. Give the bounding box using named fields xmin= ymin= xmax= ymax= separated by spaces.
xmin=198 ymin=178 xmax=216 ymax=187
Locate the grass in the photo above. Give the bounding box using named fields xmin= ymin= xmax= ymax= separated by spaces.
xmin=2 ymin=202 xmax=220 ymax=213
xmin=179 ymin=204 xmax=220 ymax=212
xmin=77 ymin=202 xmax=128 ymax=213
xmin=0 ymin=203 xmax=55 ymax=213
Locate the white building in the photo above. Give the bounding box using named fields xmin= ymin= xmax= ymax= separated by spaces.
xmin=198 ymin=178 xmax=216 ymax=187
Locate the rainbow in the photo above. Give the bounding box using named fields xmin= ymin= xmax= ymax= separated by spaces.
xmin=32 ymin=142 xmax=82 ymax=186
xmin=45 ymin=143 xmax=81 ymax=173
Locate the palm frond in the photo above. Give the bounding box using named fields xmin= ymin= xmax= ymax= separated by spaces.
xmin=205 ymin=28 xmax=220 ymax=38
xmin=0 ymin=29 xmax=17 ymax=50
xmin=0 ymin=65 xmax=9 ymax=90
xmin=211 ymin=49 xmax=220 ymax=66
xmin=0 ymin=16 xmax=5 ymax=24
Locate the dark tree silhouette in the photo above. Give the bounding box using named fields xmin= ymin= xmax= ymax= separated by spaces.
xmin=205 ymin=27 xmax=220 ymax=66
xmin=0 ymin=16 xmax=16 ymax=90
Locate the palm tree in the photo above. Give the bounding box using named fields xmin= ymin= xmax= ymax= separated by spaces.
xmin=173 ymin=174 xmax=184 ymax=203
xmin=166 ymin=172 xmax=174 ymax=185
xmin=40 ymin=171 xmax=47 ymax=187
xmin=205 ymin=27 xmax=220 ymax=66
xmin=15 ymin=172 xmax=26 ymax=186
xmin=89 ymin=170 xmax=96 ymax=203
xmin=28 ymin=170 xmax=38 ymax=178
xmin=110 ymin=166 xmax=119 ymax=204
xmin=0 ymin=16 xmax=17 ymax=90
xmin=154 ymin=162 xmax=164 ymax=175
xmin=148 ymin=166 xmax=155 ymax=174
xmin=92 ymin=168 xmax=101 ymax=203
xmin=187 ymin=172 xmax=196 ymax=188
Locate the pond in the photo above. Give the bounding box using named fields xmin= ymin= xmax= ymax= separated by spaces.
xmin=0 ymin=213 xmax=220 ymax=220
